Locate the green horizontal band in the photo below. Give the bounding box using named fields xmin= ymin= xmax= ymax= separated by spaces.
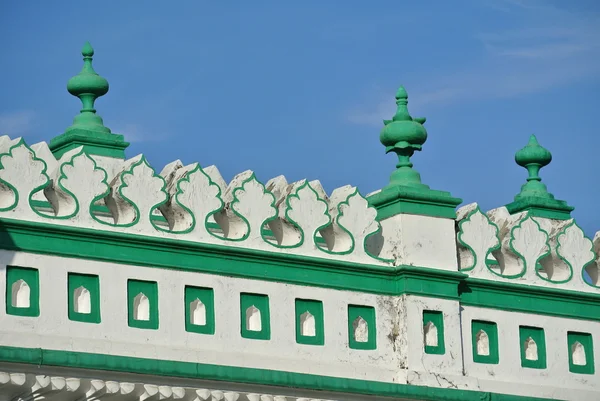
xmin=0 ymin=346 xmax=551 ymax=401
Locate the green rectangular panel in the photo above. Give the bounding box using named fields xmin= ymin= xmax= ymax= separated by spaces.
xmin=68 ymin=273 xmax=100 ymax=323
xmin=471 ymin=320 xmax=499 ymax=364
xmin=567 ymin=332 xmax=594 ymax=374
xmin=348 ymin=304 xmax=376 ymax=350
xmin=519 ymin=326 xmax=546 ymax=369
xmin=6 ymin=266 xmax=39 ymax=317
xmin=295 ymin=299 xmax=324 ymax=346
xmin=127 ymin=280 xmax=159 ymax=330
xmin=240 ymin=293 xmax=270 ymax=340
xmin=423 ymin=310 xmax=445 ymax=355
xmin=185 ymin=286 xmax=215 ymax=335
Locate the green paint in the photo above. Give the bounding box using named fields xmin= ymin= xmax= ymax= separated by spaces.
xmin=127 ymin=280 xmax=159 ymax=330
xmin=0 ymin=217 xmax=465 ymax=298
xmin=49 ymin=43 xmax=129 ymax=159
xmin=295 ymin=299 xmax=324 ymax=346
xmin=505 ymin=135 xmax=573 ymax=219
xmin=240 ymin=293 xmax=270 ymax=340
xmin=460 ymin=278 xmax=600 ymax=322
xmin=5 ymin=266 xmax=39 ymax=317
xmin=0 ymin=346 xmax=553 ymax=401
xmin=423 ymin=310 xmax=445 ymax=355
xmin=68 ymin=273 xmax=100 ymax=324
xmin=371 ymin=87 xmax=462 ymax=219
xmin=519 ymin=326 xmax=546 ymax=369
xmin=567 ymin=332 xmax=594 ymax=374
xmin=471 ymin=320 xmax=499 ymax=364
xmin=348 ymin=304 xmax=376 ymax=350
xmin=184 ymin=286 xmax=215 ymax=335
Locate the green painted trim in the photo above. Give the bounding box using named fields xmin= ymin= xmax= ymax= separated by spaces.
xmin=68 ymin=273 xmax=101 ymax=324
xmin=49 ymin=129 xmax=129 ymax=159
xmin=471 ymin=320 xmax=499 ymax=364
xmin=505 ymin=198 xmax=573 ymax=221
xmin=184 ymin=286 xmax=215 ymax=335
xmin=368 ymin=185 xmax=462 ymax=220
xmin=423 ymin=310 xmax=445 ymax=355
xmin=519 ymin=326 xmax=546 ymax=369
xmin=460 ymin=278 xmax=600 ymax=322
xmin=348 ymin=304 xmax=376 ymax=350
xmin=0 ymin=217 xmax=465 ymax=298
xmin=240 ymin=293 xmax=270 ymax=340
xmin=295 ymin=299 xmax=324 ymax=346
xmin=567 ymin=332 xmax=594 ymax=375
xmin=127 ymin=280 xmax=159 ymax=330
xmin=5 ymin=265 xmax=39 ymax=317
xmin=0 ymin=346 xmax=553 ymax=401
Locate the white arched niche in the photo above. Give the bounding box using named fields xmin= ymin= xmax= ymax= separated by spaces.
xmin=133 ymin=293 xmax=150 ymax=321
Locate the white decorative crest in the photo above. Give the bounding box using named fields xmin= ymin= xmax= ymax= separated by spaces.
xmin=229 ymin=174 xmax=276 ymax=243
xmin=319 ymin=186 xmax=356 ymax=254
xmin=556 ymin=222 xmax=594 ymax=287
xmin=158 ymin=161 xmax=223 ymax=236
xmin=457 ymin=203 xmax=500 ymax=274
xmin=510 ymin=216 xmax=550 ymax=281
xmin=105 ymin=155 xmax=167 ymax=229
xmin=285 ymin=181 xmax=331 ymax=249
xmin=266 ymin=176 xmax=303 ymax=247
xmin=0 ymin=139 xmax=49 ymax=215
xmin=336 ymin=189 xmax=380 ymax=259
xmin=44 ymin=150 xmax=109 ymax=220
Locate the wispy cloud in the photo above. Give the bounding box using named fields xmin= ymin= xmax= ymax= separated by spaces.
xmin=0 ymin=110 xmax=36 ymax=136
xmin=347 ymin=0 xmax=600 ymax=125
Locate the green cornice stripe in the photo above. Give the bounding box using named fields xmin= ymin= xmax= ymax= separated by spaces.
xmin=0 ymin=217 xmax=463 ymax=298
xmin=460 ymin=278 xmax=600 ymax=321
xmin=0 ymin=346 xmax=554 ymax=401
xmin=0 ymin=218 xmax=598 ymax=321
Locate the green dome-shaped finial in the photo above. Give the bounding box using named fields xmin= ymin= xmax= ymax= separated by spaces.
xmin=514 ymin=135 xmax=553 ymax=199
xmin=49 ymin=43 xmax=130 ymax=160
xmin=379 ymin=86 xmax=428 ymax=189
xmin=66 ymin=42 xmax=110 ymax=133
xmin=505 ymin=134 xmax=574 ymax=219
xmin=515 ymin=135 xmax=552 ymax=169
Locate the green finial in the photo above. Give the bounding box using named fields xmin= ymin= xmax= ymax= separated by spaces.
xmin=66 ymin=42 xmax=111 ymax=133
xmin=368 ymin=86 xmax=462 ymax=219
xmin=505 ymin=135 xmax=573 ymax=219
xmin=49 ymin=43 xmax=129 ymax=159
xmin=514 ymin=135 xmax=553 ymax=199
xmin=379 ymin=86 xmax=428 ymax=189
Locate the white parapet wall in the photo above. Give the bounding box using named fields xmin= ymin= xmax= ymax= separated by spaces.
xmin=0 ymin=134 xmax=598 ymax=401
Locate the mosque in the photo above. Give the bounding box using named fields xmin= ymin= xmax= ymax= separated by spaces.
xmin=0 ymin=43 xmax=597 ymax=401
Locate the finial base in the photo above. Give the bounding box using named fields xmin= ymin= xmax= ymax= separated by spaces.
xmin=50 ymin=128 xmax=129 ymax=159
xmin=505 ymin=196 xmax=574 ymax=220
xmin=368 ymin=185 xmax=462 ymax=219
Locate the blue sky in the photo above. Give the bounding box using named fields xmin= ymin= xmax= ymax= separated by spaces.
xmin=1 ymin=0 xmax=599 ymax=236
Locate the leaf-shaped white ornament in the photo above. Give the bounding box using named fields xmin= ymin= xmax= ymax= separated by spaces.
xmin=510 ymin=216 xmax=549 ymax=281
xmin=0 ymin=141 xmax=49 ymax=215
xmin=231 ymin=175 xmax=276 ymax=243
xmin=286 ymin=182 xmax=331 ymax=249
xmin=336 ymin=190 xmax=380 ymax=259
xmin=457 ymin=206 xmax=500 ymax=274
